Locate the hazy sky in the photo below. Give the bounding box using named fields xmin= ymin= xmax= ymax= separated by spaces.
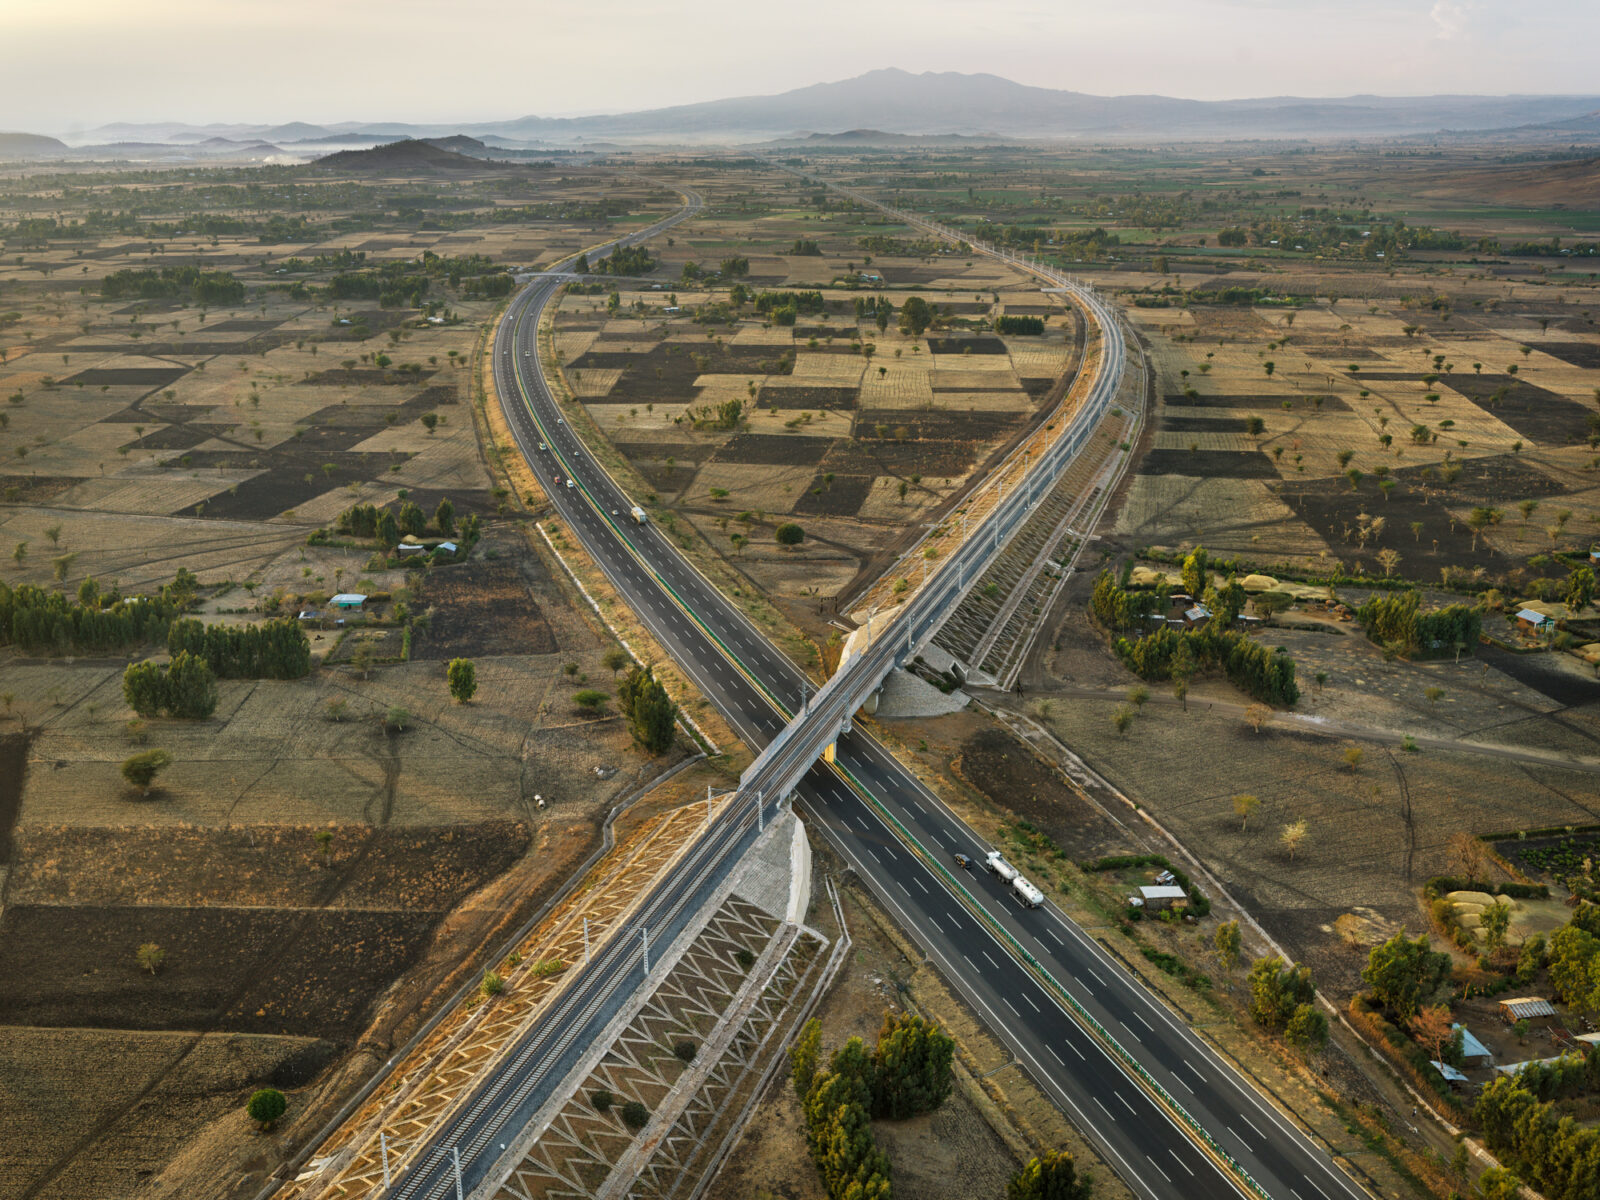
xmin=5 ymin=0 xmax=1595 ymax=132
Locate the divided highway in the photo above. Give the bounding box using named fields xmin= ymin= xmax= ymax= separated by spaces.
xmin=396 ymin=186 xmax=1371 ymax=1200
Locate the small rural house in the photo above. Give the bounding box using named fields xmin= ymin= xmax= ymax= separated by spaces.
xmin=1499 ymin=996 xmax=1556 ymax=1026
xmin=1516 ymin=609 xmax=1553 ymax=635
xmin=330 ymin=593 xmax=367 ymax=611
xmin=1138 ymin=884 xmax=1189 ymax=911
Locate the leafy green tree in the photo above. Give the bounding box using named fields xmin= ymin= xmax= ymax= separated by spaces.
xmin=898 ymin=296 xmax=933 ymax=336
xmin=398 ymin=501 xmax=426 ymax=538
xmin=434 ymin=497 xmax=455 ymax=535
xmin=1547 ymin=924 xmax=1600 ymax=1013
xmin=1008 ymin=1149 xmax=1092 ymax=1200
xmin=618 ymin=665 xmax=677 ymax=755
xmin=790 ymin=1017 xmax=822 ymax=1101
xmin=164 ymin=651 xmax=218 ymax=719
xmin=602 ymin=647 xmax=630 ymax=678
xmin=1481 ymin=900 xmax=1512 ymax=955
xmin=1285 ymin=1004 xmax=1328 ymax=1053
xmin=1566 ymin=566 xmax=1596 ymax=612
xmin=1247 ymin=957 xmax=1315 ymax=1030
xmin=121 ymin=748 xmax=172 ymax=795
xmin=1362 ymin=932 xmax=1452 ymax=1018
xmin=376 ymin=509 xmax=400 ymax=548
xmin=246 ymin=1088 xmax=287 ymax=1130
xmin=1214 ymin=919 xmax=1242 ymax=969
xmin=122 ymin=660 xmax=167 ymax=717
xmin=136 ymin=942 xmax=166 ymax=974
xmin=775 ymin=522 xmax=805 ymax=546
xmin=1180 ymin=546 xmax=1209 ymax=599
xmin=871 ymin=1011 xmax=954 ymax=1118
xmin=447 ymin=658 xmax=477 ymax=704
xmin=1516 ymin=933 xmax=1546 ymax=984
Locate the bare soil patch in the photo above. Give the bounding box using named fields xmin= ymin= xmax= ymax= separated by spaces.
xmin=62 ymin=366 xmax=189 ymax=389
xmin=926 ymin=335 xmax=1007 ymax=355
xmin=412 ymin=561 xmax=558 ymax=659
xmin=954 ymin=726 xmax=1137 ymax=860
xmin=794 ymin=474 xmax=875 ymax=517
xmin=1141 ymin=448 xmax=1278 ymax=478
xmin=6 ymin=821 xmax=530 ymax=910
xmin=0 ymin=903 xmax=442 ymax=1038
xmin=715 ymin=433 xmax=833 ymax=467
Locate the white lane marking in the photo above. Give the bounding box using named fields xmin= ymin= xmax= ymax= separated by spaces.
xmin=1133 ymin=1011 xmax=1155 ymax=1033
xmin=1227 ymin=1126 xmax=1250 ymax=1152
xmin=926 ymin=915 xmax=941 ymax=934
xmin=868 ymin=848 xmax=882 ymax=864
xmin=982 ymin=950 xmax=1000 ymax=969
xmin=1116 ymin=1092 xmax=1136 ymax=1114
xmin=1146 ymin=1156 xmax=1171 ymax=1184
xmin=1086 ymin=968 xmax=1108 ymax=988
xmin=1170 ymin=1150 xmax=1194 ymax=1176
xmin=1241 ymin=1114 xmax=1266 ymax=1141
xmin=1022 ymin=992 xmax=1040 ymax=1012
xmin=1044 ymin=927 xmax=1066 ymax=947
xmin=962 ymin=954 xmax=977 ymax=970
xmin=1063 ymin=1038 xmax=1085 ymax=1061
xmin=897 ymin=881 xmax=911 ymax=897
xmin=1184 ymin=1058 xmax=1206 ymax=1082
xmin=914 ymin=877 xmax=929 ymax=894
xmin=1002 ymin=997 xmax=1020 ymax=1016
xmin=1047 ymin=1045 xmax=1064 ymax=1065
xmin=1172 ymin=1071 xmax=1193 ymax=1093
xmin=1093 ymin=1098 xmax=1116 ymax=1123
xmin=855 ymin=816 xmax=870 ymax=831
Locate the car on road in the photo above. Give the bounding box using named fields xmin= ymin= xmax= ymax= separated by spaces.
xmin=539 ymin=442 xmax=547 ymax=451
xmin=566 ymin=479 xmax=575 ymax=489
xmin=953 ymin=852 xmax=972 ymax=871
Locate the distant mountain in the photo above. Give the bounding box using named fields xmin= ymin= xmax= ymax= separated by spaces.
xmin=475 ymin=69 xmax=1600 ymax=141
xmin=46 ymin=71 xmax=1600 ymax=152
xmin=312 ymin=138 xmax=501 ymax=172
xmin=0 ymin=131 xmax=70 ymax=158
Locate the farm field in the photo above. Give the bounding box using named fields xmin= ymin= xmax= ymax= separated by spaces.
xmin=0 ymin=156 xmax=706 ymax=1200
xmin=546 ymin=163 xmax=1084 ymax=635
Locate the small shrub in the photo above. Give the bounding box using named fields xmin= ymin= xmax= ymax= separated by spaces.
xmin=246 ymin=1088 xmax=287 ymax=1129
xmin=673 ymin=1039 xmax=697 ymax=1063
xmin=621 ymin=1100 xmax=650 ymax=1130
xmin=590 ymin=1088 xmax=614 ymax=1113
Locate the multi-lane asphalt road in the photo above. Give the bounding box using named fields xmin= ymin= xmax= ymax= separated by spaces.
xmin=397 ymin=185 xmax=1373 ymax=1200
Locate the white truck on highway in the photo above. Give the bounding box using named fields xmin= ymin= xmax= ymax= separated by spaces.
xmin=984 ymin=850 xmax=1017 ymax=882
xmin=985 ymin=851 xmax=1043 ymax=908
xmin=1012 ymin=876 xmax=1044 ymax=909
xmin=630 ymin=505 xmax=648 ymax=525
